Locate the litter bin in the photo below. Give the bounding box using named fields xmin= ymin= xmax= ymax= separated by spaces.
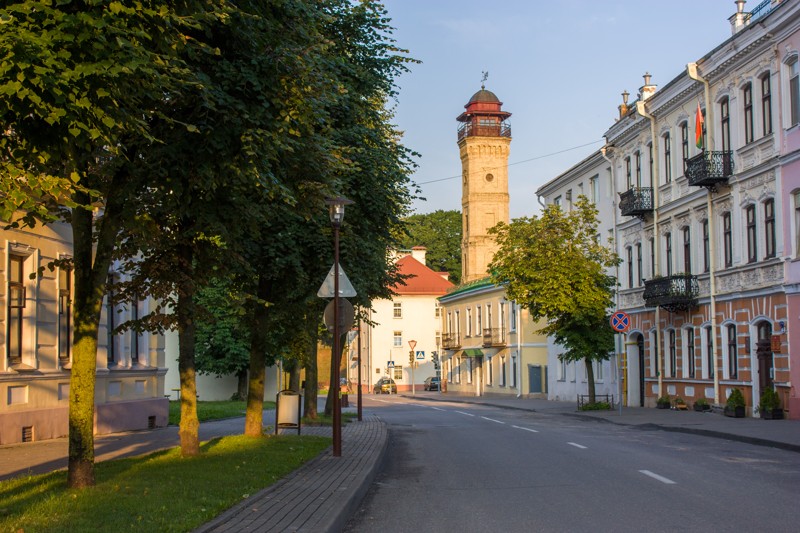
xmin=275 ymin=389 xmax=302 ymax=435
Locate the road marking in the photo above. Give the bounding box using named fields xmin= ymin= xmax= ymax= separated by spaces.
xmin=455 ymin=411 xmax=474 ymax=417
xmin=430 ymin=407 xmax=445 ymax=411
xmin=512 ymin=425 xmax=539 ymax=433
xmin=639 ymin=470 xmax=676 ymax=484
xmin=567 ymin=442 xmax=587 ymax=449
xmin=481 ymin=416 xmax=504 ymax=424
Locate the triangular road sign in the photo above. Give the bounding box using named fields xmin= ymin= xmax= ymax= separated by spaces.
xmin=317 ymin=264 xmax=357 ymax=298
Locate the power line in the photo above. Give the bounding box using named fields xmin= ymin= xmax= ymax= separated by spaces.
xmin=415 ymin=139 xmax=604 ymax=185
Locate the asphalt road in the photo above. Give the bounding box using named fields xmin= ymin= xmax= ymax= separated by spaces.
xmin=345 ymin=395 xmax=800 ymax=532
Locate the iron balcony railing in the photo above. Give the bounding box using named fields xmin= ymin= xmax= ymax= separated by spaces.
xmin=442 ymin=333 xmax=462 ymax=350
xmin=685 ymin=151 xmax=733 ymax=188
xmin=457 ymin=122 xmax=511 ymax=141
xmin=618 ymin=187 xmax=654 ymax=218
xmin=482 ymin=328 xmax=506 ymax=347
xmin=643 ymin=274 xmax=699 ymax=312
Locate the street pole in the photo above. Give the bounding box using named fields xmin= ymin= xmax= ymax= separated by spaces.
xmin=408 ymin=340 xmax=417 ymax=396
xmin=357 ymin=318 xmax=362 ymax=422
xmin=332 ymin=220 xmax=341 ymax=457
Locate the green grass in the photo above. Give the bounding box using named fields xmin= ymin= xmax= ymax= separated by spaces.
xmin=168 ymin=400 xmax=276 ymax=426
xmin=302 ymin=412 xmax=357 ymax=426
xmin=0 ymin=434 xmax=330 ymax=533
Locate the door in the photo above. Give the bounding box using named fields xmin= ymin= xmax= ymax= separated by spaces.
xmin=756 ymin=321 xmax=773 ymax=391
xmin=528 ymin=365 xmax=543 ymax=394
xmin=637 ymin=335 xmax=645 ymax=407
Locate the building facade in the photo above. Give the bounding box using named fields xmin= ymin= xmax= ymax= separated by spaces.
xmin=1 ymin=219 xmax=169 ymax=444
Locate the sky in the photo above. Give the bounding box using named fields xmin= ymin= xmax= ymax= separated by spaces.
xmin=381 ymin=0 xmax=740 ymax=219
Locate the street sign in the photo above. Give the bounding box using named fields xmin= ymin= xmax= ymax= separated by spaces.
xmin=415 ymin=351 xmax=425 ymax=360
xmin=323 ymin=298 xmax=355 ymax=336
xmin=387 ymin=360 xmax=395 ymax=368
xmin=610 ymin=311 xmax=631 ymax=332
xmin=317 ymin=264 xmax=357 ymax=298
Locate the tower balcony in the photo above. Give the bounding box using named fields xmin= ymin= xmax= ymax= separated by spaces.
xmin=643 ymin=274 xmax=699 ymax=312
xmin=442 ymin=333 xmax=462 ymax=350
xmin=618 ymin=187 xmax=653 ymax=218
xmin=457 ymin=121 xmax=511 ymax=141
xmin=482 ymin=328 xmax=506 ymax=347
xmin=685 ymin=151 xmax=733 ymax=189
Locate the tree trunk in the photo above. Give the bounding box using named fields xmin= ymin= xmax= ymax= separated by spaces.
xmin=244 ymin=275 xmax=269 ymax=437
xmin=236 ymin=370 xmax=248 ymax=401
xmin=176 ymin=261 xmax=200 ymax=457
xmin=324 ymin=331 xmax=345 ymax=417
xmin=584 ymin=357 xmax=596 ymax=404
xmin=288 ymin=362 xmax=301 ymax=392
xmin=303 ymin=314 xmax=318 ymax=419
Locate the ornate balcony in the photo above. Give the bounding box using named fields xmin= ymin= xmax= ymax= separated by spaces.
xmin=457 ymin=121 xmax=511 ymax=141
xmin=685 ymin=151 xmax=733 ymax=189
xmin=619 ymin=187 xmax=653 ymax=218
xmin=442 ymin=333 xmax=462 ymax=350
xmin=643 ymin=274 xmax=699 ymax=312
xmin=482 ymin=328 xmax=506 ymax=347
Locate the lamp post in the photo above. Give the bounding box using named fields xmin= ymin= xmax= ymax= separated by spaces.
xmin=408 ymin=339 xmax=417 ymax=396
xmin=326 ymin=196 xmax=353 ymax=458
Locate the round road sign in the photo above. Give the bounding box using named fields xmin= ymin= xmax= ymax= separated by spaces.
xmin=610 ymin=311 xmax=631 ymax=332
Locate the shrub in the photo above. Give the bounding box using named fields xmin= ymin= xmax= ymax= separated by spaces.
xmin=694 ymin=397 xmax=709 ymax=407
xmin=580 ymin=401 xmax=611 ymax=411
xmin=657 ymin=395 xmax=671 ymax=406
xmin=758 ymin=387 xmax=780 ymax=411
xmin=726 ymin=388 xmax=745 ymax=409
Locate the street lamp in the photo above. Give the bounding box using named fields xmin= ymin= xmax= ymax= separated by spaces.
xmin=326 ymin=196 xmax=353 ymax=457
xmin=408 ymin=339 xmax=417 ymax=396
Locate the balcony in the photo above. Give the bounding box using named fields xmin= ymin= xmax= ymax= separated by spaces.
xmin=685 ymin=151 xmax=733 ymax=189
xmin=442 ymin=333 xmax=462 ymax=350
xmin=643 ymin=274 xmax=699 ymax=312
xmin=482 ymin=328 xmax=506 ymax=347
xmin=457 ymin=122 xmax=511 ymax=141
xmin=618 ymin=187 xmax=653 ymax=218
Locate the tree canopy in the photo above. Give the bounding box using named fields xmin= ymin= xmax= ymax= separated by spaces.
xmin=398 ymin=210 xmax=462 ymax=284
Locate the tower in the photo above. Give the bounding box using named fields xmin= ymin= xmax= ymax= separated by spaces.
xmin=457 ymin=83 xmax=512 ymax=283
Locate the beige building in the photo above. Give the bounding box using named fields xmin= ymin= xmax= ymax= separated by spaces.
xmin=440 ymin=86 xmax=549 ymax=397
xmin=1 ymin=218 xmax=168 ymax=444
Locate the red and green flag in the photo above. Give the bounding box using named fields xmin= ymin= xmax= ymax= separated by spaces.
xmin=695 ymin=102 xmax=704 ymax=149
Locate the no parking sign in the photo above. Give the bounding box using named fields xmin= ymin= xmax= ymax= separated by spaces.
xmin=610 ymin=311 xmax=630 ymax=332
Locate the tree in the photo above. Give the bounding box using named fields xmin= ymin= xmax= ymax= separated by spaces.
xmin=488 ymin=197 xmax=619 ymax=403
xmin=398 ymin=210 xmax=462 ymax=284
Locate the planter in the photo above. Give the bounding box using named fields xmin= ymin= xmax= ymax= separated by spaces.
xmin=760 ymin=408 xmax=784 ymax=420
xmin=724 ymin=406 xmax=745 ymax=418
xmin=656 ymin=403 xmax=670 ymax=410
xmin=693 ymin=404 xmax=711 ymax=412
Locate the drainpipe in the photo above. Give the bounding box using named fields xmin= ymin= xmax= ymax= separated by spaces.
xmin=516 ymin=301 xmax=522 ymax=398
xmin=687 ymin=62 xmax=720 ymax=405
xmin=635 ymin=100 xmax=663 ymax=401
xmin=601 ymin=145 xmax=625 ymax=408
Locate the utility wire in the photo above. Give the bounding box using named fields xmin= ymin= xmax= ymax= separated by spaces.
xmin=415 ymin=139 xmax=604 ymax=185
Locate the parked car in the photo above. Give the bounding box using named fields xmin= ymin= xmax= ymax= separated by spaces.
xmin=373 ymin=378 xmax=397 ymax=394
xmin=423 ymin=377 xmax=440 ymax=391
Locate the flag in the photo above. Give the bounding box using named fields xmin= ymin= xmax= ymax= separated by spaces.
xmin=695 ymin=103 xmax=704 ymax=149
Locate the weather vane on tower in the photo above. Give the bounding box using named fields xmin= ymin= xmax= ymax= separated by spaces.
xmin=481 ymin=71 xmax=489 ymax=90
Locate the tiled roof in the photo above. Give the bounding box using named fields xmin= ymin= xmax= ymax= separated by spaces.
xmin=391 ymin=255 xmax=454 ymax=295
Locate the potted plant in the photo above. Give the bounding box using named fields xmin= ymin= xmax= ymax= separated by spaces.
xmin=758 ymin=387 xmax=783 ymax=420
xmin=656 ymin=395 xmax=671 ymax=409
xmin=674 ymin=397 xmax=688 ymax=410
xmin=693 ymin=398 xmax=711 ymax=412
xmin=724 ymin=388 xmax=746 ymax=418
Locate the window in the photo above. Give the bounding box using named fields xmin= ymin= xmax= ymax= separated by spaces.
xmin=683 ymin=227 xmax=691 ymax=274
xmin=106 ymin=275 xmax=117 ymax=364
xmin=393 ymin=302 xmax=402 ymax=318
xmin=487 ymin=356 xmax=493 ymax=386
xmin=455 ymin=358 xmax=461 ymax=383
xmin=626 ymin=246 xmax=634 ymax=288
xmin=393 ymin=331 xmax=402 ymax=347
xmin=554 ymin=196 xmax=561 ymax=207
xmin=130 ymin=297 xmax=140 ymax=364
xmin=790 ymin=57 xmax=799 ymax=127
xmin=665 ymin=232 xmax=673 ymax=276
xmin=477 ymin=306 xmax=482 ymax=334
xmin=466 ymin=308 xmax=472 ymax=337
xmin=649 ymin=237 xmax=655 ymax=278
xmin=761 ymin=72 xmax=772 ymax=135
xmin=727 ymin=324 xmax=738 ymax=379
xmin=486 ymin=304 xmax=492 ymax=331
xmin=647 ymin=143 xmax=654 ymax=186
xmin=8 ymin=255 xmax=25 ymax=366
xmin=668 ymin=330 xmax=677 ymax=377
xmin=744 ymin=83 xmax=754 ymax=143
xmin=636 ymin=243 xmax=643 ymax=287
xmin=702 ymin=219 xmax=710 ymax=273
xmin=58 ymin=265 xmax=72 ymax=365
xmin=663 ymin=133 xmax=672 ymax=184
xmin=720 ymin=97 xmax=730 ymax=151
xmin=511 ymin=356 xmax=517 ymax=387
xmin=634 ymin=151 xmax=641 ymax=187
xmin=590 ymin=175 xmax=599 ymax=203
xmin=746 ymin=205 xmax=757 ymax=263
xmin=764 ymin=198 xmax=775 ymax=259
xmin=510 ymin=302 xmax=516 ymax=332
xmin=723 ymin=212 xmax=733 ymax=267
xmin=558 ymin=357 xmax=566 ymax=381
xmin=705 ymin=325 xmax=714 ymax=380
xmin=681 ymin=122 xmax=689 ymax=173
xmin=393 ymin=366 xmax=403 ymax=381
xmin=466 ymin=357 xmax=473 ymax=384
xmin=595 ymin=360 xmax=603 ymax=381
xmin=625 ymin=156 xmax=632 ymax=189
xmin=501 ymin=355 xmax=506 ymax=386
xmin=435 ymin=303 xmax=441 ymax=318
xmin=686 ymin=327 xmax=696 ymax=379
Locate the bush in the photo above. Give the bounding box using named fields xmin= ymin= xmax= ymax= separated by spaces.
xmin=580 ymin=401 xmax=611 ymax=411
xmin=674 ymin=397 xmax=686 ymax=405
xmin=726 ymin=388 xmax=745 ymax=409
xmin=694 ymin=397 xmax=709 ymax=407
xmin=657 ymin=395 xmax=671 ymax=407
xmin=758 ymin=387 xmax=780 ymax=411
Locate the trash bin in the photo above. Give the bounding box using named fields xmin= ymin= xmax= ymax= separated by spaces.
xmin=276 ymin=389 xmax=301 ymax=435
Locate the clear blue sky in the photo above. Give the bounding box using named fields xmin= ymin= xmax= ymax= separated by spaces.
xmin=381 ymin=0 xmax=739 ymax=218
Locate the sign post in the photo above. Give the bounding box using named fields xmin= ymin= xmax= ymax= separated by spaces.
xmin=610 ymin=311 xmax=630 ymax=416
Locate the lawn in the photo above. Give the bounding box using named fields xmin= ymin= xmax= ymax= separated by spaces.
xmin=0 ymin=434 xmax=330 ymax=533
xmin=167 ymin=400 xmax=275 ymax=426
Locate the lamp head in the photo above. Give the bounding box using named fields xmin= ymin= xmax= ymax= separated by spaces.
xmin=325 ymin=196 xmax=354 ymax=227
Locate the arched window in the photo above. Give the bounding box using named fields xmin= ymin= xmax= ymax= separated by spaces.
xmin=720 ymin=96 xmax=731 ymax=151
xmin=764 ymin=198 xmax=776 ymax=259
xmin=743 ymin=82 xmax=754 ymax=143
xmin=663 ymin=132 xmax=672 ymax=183
xmin=761 ymin=72 xmax=772 ymax=135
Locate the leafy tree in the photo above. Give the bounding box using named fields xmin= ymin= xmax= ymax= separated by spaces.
xmin=488 ymin=197 xmax=619 ymax=402
xmin=398 ymin=210 xmax=462 ymax=284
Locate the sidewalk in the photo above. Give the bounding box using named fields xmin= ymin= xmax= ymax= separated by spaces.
xmin=406 ymin=391 xmax=800 ymax=453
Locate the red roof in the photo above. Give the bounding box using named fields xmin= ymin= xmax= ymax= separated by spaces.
xmin=391 ymin=255 xmax=454 ymax=295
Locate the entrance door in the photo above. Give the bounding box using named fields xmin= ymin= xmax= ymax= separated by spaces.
xmin=528 ymin=365 xmax=543 ymax=394
xmin=756 ymin=322 xmax=773 ymax=391
xmin=637 ymin=335 xmax=645 ymax=407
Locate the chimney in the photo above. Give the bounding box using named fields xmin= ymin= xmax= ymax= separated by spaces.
xmin=618 ymin=90 xmax=630 ymax=119
xmin=639 ymin=72 xmax=657 ymax=101
xmin=410 ymin=246 xmax=427 ymax=265
xmin=730 ymin=0 xmax=752 ymax=34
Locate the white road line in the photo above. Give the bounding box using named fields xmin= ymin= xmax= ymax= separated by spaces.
xmin=567 ymin=442 xmax=587 ymax=449
xmin=455 ymin=411 xmax=474 ymax=417
xmin=639 ymin=470 xmax=677 ymax=485
xmin=512 ymin=425 xmax=539 ymax=433
xmin=481 ymin=416 xmax=505 ymax=424
xmin=431 ymin=407 xmax=445 ymax=411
